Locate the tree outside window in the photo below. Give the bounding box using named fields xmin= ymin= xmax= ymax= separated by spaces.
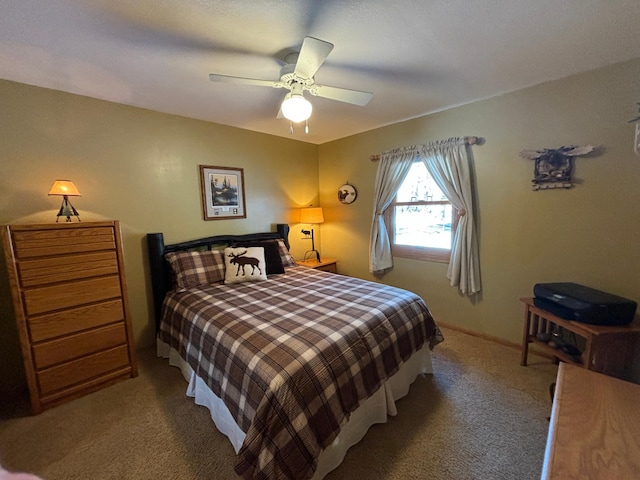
xmin=386 ymin=162 xmax=458 ymax=263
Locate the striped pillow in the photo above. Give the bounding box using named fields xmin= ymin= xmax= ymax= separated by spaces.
xmin=165 ymin=249 xmax=226 ymax=290
xmin=275 ymin=238 xmax=296 ymax=267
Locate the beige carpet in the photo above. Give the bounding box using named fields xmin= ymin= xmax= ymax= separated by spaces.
xmin=0 ymin=327 xmax=558 ymax=479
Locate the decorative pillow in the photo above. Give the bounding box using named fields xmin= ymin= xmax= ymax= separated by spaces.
xmin=234 ymin=240 xmax=285 ymax=275
xmin=224 ymin=247 xmax=267 ymax=284
xmin=275 ymin=238 xmax=296 ymax=267
xmin=165 ymin=249 xmax=226 ymax=290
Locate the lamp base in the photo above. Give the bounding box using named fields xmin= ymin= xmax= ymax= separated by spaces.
xmin=56 ymin=196 xmax=81 ymax=222
xmin=301 ymin=227 xmax=320 ymax=262
xmin=303 ymin=250 xmax=321 ymax=262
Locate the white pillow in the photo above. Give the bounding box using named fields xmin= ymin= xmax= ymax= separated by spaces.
xmin=224 ymin=247 xmax=267 ymax=284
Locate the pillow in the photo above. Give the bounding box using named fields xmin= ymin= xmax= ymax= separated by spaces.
xmin=224 ymin=247 xmax=267 ymax=284
xmin=275 ymin=238 xmax=296 ymax=267
xmin=165 ymin=249 xmax=226 ymax=290
xmin=233 ymin=240 xmax=285 ymax=275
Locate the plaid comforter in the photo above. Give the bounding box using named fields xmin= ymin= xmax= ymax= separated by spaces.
xmin=159 ymin=266 xmax=443 ymax=480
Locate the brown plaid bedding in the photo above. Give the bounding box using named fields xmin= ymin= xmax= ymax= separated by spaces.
xmin=159 ymin=266 xmax=443 ymax=480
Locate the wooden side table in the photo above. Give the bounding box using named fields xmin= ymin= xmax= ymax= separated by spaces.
xmin=520 ymin=297 xmax=640 ymax=379
xmin=297 ymin=258 xmax=338 ymax=273
xmin=541 ymin=363 xmax=640 ymax=479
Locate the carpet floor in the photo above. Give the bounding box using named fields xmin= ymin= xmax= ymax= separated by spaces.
xmin=0 ymin=327 xmax=558 ymax=479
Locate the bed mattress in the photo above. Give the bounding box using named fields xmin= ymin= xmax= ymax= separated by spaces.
xmin=158 ymin=266 xmax=443 ymax=479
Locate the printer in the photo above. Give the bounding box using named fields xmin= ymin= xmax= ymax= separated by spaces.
xmin=533 ymin=282 xmax=637 ymax=326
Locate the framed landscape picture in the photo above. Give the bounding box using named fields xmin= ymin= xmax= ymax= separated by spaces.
xmin=199 ymin=165 xmax=246 ymax=220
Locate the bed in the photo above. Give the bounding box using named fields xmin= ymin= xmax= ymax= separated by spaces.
xmin=147 ymin=225 xmax=443 ymax=480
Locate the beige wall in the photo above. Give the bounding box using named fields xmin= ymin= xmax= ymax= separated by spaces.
xmin=0 ymin=80 xmax=318 ymax=392
xmin=2 ymin=57 xmax=640 ymax=394
xmin=318 ymin=58 xmax=640 ymax=349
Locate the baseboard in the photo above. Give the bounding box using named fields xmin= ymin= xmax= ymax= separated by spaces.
xmin=437 ymin=321 xmax=554 ymax=360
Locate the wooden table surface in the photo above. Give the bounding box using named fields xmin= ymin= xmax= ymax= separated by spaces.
xmin=541 ymin=362 xmax=640 ymax=479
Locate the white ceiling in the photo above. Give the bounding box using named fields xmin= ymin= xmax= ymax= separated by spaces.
xmin=2 ymin=0 xmax=640 ymax=145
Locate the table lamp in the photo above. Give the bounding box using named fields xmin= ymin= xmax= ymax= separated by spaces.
xmin=48 ymin=180 xmax=81 ymax=222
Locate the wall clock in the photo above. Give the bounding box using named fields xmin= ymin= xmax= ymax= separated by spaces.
xmin=338 ymin=183 xmax=357 ymax=204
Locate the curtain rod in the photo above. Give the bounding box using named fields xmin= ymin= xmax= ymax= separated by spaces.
xmin=369 ymin=136 xmax=479 ymax=162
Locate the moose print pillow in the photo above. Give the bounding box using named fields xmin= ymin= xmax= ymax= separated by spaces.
xmin=224 ymin=247 xmax=268 ymax=285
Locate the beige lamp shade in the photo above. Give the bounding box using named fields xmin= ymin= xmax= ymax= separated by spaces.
xmin=48 ymin=180 xmax=81 ymax=196
xmin=300 ymin=207 xmax=324 ymax=224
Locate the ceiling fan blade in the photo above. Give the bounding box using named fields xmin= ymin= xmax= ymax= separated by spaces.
xmin=294 ymin=36 xmax=334 ymax=79
xmin=209 ymin=73 xmax=282 ymax=88
xmin=310 ymin=84 xmax=373 ymax=106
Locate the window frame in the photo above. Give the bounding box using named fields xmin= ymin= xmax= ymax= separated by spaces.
xmin=385 ymin=165 xmax=460 ymax=264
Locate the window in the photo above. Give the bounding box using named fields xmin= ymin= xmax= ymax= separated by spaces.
xmin=386 ymin=161 xmax=458 ymax=263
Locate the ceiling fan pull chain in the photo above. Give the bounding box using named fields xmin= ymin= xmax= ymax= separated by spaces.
xmin=289 ymin=121 xmax=294 ymax=135
xmin=305 ymin=119 xmax=309 ymax=134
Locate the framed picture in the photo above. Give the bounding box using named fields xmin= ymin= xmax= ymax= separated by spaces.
xmin=199 ymin=165 xmax=246 ymax=220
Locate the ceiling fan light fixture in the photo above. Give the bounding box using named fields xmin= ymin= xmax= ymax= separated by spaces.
xmin=281 ymin=93 xmax=312 ymax=123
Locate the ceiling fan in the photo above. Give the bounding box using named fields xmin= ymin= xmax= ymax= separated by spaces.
xmin=209 ymin=36 xmax=373 ymax=133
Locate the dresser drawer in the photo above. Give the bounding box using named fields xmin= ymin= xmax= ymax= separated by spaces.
xmin=11 ymin=226 xmax=116 ymax=258
xmin=23 ymin=275 xmax=122 ymax=315
xmin=28 ymin=299 xmax=125 ymax=342
xmin=18 ymin=251 xmax=119 ymax=287
xmin=37 ymin=344 xmax=131 ymax=395
xmin=32 ymin=323 xmax=128 ymax=369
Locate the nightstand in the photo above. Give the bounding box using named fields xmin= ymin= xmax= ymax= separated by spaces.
xmin=297 ymin=258 xmax=338 ymax=273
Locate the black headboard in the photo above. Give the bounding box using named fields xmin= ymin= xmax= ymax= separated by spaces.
xmin=146 ymin=223 xmax=290 ymax=332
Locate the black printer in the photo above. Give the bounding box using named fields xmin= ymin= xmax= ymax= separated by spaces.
xmin=533 ymin=282 xmax=637 ymax=326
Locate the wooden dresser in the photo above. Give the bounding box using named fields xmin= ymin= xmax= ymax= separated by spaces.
xmin=1 ymin=221 xmax=137 ymax=414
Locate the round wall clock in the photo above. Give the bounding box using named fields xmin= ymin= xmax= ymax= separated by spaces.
xmin=338 ymin=183 xmax=357 ymax=204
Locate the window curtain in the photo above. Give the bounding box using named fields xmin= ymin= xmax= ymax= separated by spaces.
xmin=420 ymin=137 xmax=481 ymax=295
xmin=368 ymin=137 xmax=481 ymax=295
xmin=368 ymin=149 xmax=416 ymax=274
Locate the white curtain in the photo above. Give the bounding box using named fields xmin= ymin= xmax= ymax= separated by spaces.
xmin=420 ymin=138 xmax=481 ymax=295
xmin=368 ymin=137 xmax=481 ymax=295
xmin=368 ymin=148 xmax=416 ymax=274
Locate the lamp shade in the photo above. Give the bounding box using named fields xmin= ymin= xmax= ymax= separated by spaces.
xmin=48 ymin=180 xmax=81 ymax=196
xmin=281 ymin=93 xmax=312 ymax=123
xmin=300 ymin=207 xmax=324 ymax=224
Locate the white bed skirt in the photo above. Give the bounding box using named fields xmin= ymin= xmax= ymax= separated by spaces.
xmin=157 ymin=340 xmax=433 ymax=479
